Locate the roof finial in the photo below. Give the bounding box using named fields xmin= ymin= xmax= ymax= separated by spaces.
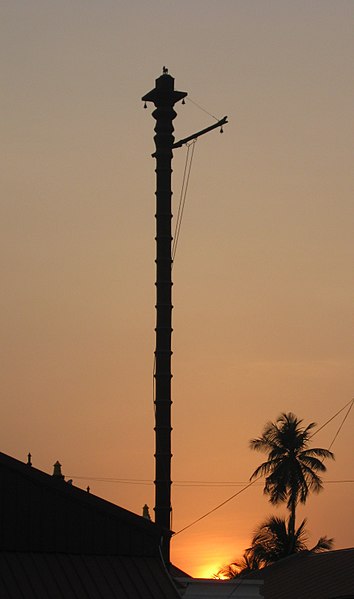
xmin=142 ymin=504 xmax=151 ymax=520
xmin=162 ymin=66 xmax=168 ymax=75
xmin=52 ymin=460 xmax=64 ymax=479
xmin=27 ymin=452 xmax=32 ymax=466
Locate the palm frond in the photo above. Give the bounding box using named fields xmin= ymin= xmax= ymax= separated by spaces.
xmin=301 ymin=447 xmax=334 ymax=461
xmin=310 ymin=536 xmax=334 ymax=553
xmin=249 ymin=515 xmax=309 ymax=565
xmin=300 ymin=463 xmax=324 ymax=494
xmin=250 ymin=460 xmax=276 ymax=480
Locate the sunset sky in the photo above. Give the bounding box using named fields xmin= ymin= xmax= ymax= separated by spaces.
xmin=1 ymin=1 xmax=353 ymax=578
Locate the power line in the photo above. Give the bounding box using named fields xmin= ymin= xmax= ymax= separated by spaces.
xmin=173 ymin=479 xmax=353 ymax=487
xmin=67 ymin=401 xmax=354 ymax=487
xmin=173 ymin=478 xmax=261 ymax=537
xmin=327 ymin=400 xmax=353 ymax=451
xmin=66 ymin=476 xmax=354 ymax=487
xmin=172 ymin=398 xmax=354 ymax=536
xmin=68 ymin=396 xmax=353 ymax=488
xmin=66 ymin=398 xmax=353 ymax=536
xmin=67 ymin=476 xmax=152 ymax=485
xmin=311 ymin=398 xmax=353 ymax=438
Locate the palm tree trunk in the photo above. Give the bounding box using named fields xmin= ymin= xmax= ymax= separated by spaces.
xmin=288 ymin=500 xmax=296 ymax=554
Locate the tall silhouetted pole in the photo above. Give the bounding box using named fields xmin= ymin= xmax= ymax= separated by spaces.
xmin=143 ymin=69 xmax=227 ymax=564
xmin=142 ymin=69 xmax=187 ymax=563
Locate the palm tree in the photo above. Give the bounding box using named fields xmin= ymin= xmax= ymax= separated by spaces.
xmin=217 ymin=516 xmax=333 ymax=578
xmin=249 ymin=412 xmax=334 ymax=539
xmin=249 ymin=515 xmax=307 ymax=566
xmin=248 ymin=515 xmax=333 ymax=568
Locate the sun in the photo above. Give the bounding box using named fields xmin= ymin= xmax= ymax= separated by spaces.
xmin=194 ymin=562 xmax=227 ymax=579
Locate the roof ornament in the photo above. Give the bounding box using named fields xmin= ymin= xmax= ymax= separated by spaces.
xmin=27 ymin=452 xmax=32 ymax=466
xmin=52 ymin=460 xmax=64 ymax=479
xmin=142 ymin=504 xmax=151 ymax=520
xmin=162 ymin=66 xmax=168 ymax=74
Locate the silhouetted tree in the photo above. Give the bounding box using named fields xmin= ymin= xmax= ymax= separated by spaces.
xmin=216 ymin=516 xmax=333 ymax=578
xmin=248 ymin=515 xmax=333 ymax=567
xmin=249 ymin=412 xmax=334 ymax=540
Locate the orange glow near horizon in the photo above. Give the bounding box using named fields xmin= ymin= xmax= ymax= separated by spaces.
xmin=194 ymin=563 xmax=228 ymax=580
xmin=171 ymin=529 xmax=249 ymax=579
xmin=177 ymin=547 xmax=233 ymax=580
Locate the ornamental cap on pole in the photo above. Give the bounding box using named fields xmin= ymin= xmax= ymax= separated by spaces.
xmin=142 ymin=68 xmax=187 ymax=107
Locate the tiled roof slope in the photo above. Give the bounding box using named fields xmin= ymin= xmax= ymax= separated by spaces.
xmin=259 ymin=548 xmax=354 ymax=599
xmin=0 ymin=552 xmax=181 ymax=599
xmin=0 ymin=452 xmax=169 ymax=556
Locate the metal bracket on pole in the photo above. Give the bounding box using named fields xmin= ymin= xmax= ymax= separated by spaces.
xmin=172 ymin=116 xmax=228 ymax=149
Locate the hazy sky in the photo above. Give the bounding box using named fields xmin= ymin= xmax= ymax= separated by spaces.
xmin=1 ymin=0 xmax=353 ymax=577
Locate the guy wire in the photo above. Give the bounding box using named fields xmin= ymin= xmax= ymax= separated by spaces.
xmin=186 ymin=96 xmax=220 ymax=122
xmin=172 ymin=140 xmax=197 ymax=262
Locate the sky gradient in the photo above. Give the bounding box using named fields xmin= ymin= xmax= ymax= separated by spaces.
xmin=1 ymin=1 xmax=353 ymax=577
